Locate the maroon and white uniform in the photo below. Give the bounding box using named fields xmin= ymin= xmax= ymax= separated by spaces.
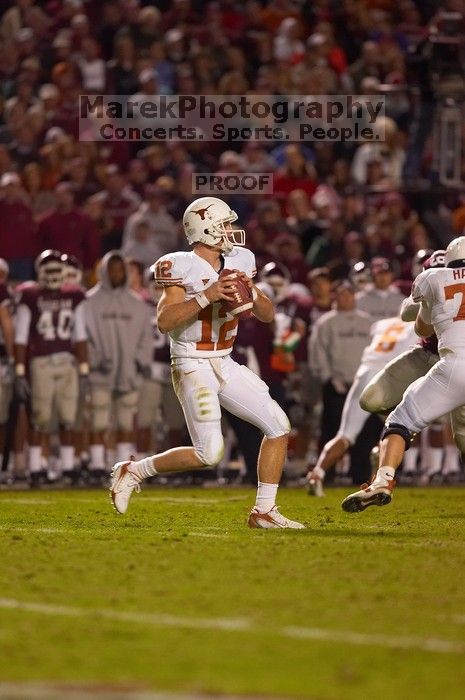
xmin=14 ymin=283 xmax=87 ymax=430
xmin=0 ymin=283 xmax=13 ymax=424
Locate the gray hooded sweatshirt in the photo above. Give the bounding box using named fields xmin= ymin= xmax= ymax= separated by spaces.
xmin=84 ymin=251 xmax=153 ymax=392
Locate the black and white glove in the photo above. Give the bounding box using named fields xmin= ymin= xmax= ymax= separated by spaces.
xmin=95 ymin=359 xmax=112 ymax=375
xmin=14 ymin=375 xmax=30 ymax=402
xmin=135 ymin=361 xmax=152 ymax=379
xmin=78 ymin=363 xmax=90 ymax=398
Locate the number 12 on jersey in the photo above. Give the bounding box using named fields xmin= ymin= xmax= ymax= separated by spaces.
xmin=196 ymin=305 xmax=238 ymax=351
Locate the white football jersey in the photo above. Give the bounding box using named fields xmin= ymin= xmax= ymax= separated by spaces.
xmin=413 ymin=266 xmax=465 ymax=355
xmin=154 ymin=246 xmax=257 ymax=358
xmin=360 ymin=317 xmax=416 ymax=369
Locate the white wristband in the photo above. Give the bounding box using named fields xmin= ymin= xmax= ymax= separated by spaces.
xmin=195 ymin=291 xmax=210 ymax=309
xmin=252 ymin=287 xmax=258 ymax=301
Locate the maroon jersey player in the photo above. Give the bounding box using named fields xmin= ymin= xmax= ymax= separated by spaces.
xmin=14 ymin=250 xmax=89 ymax=484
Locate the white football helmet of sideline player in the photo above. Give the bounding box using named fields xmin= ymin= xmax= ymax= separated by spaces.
xmin=445 ymin=235 xmax=465 ymax=267
xmin=35 ymin=249 xmax=65 ymax=289
xmin=183 ymin=197 xmax=245 ymax=254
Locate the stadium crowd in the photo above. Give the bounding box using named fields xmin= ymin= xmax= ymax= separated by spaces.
xmin=0 ymin=0 xmax=465 ymax=487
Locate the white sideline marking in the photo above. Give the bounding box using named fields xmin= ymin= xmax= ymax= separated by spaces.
xmin=0 ymin=496 xmax=247 ymax=506
xmin=0 ymin=525 xmax=232 ymax=539
xmin=141 ymin=496 xmax=247 ymax=504
xmin=0 ymin=498 xmax=52 ymax=505
xmin=0 ymin=597 xmax=463 ymax=655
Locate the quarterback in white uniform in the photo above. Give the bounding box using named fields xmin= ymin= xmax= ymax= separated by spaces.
xmin=307 ymin=317 xmax=416 ymax=495
xmin=342 ymin=236 xmax=465 ymax=513
xmin=110 ymin=196 xmax=304 ymax=529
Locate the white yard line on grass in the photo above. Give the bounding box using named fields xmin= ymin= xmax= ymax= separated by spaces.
xmin=0 ymin=496 xmax=247 ymax=506
xmin=0 ymin=597 xmax=463 ymax=656
xmin=0 ymin=498 xmax=53 ymax=505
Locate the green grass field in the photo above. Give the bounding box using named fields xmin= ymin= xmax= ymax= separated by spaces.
xmin=1 ymin=486 xmax=465 ymax=699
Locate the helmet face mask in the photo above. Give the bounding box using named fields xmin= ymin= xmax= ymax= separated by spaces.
xmin=35 ymin=250 xmax=65 ymax=290
xmin=350 ymin=261 xmax=371 ymax=291
xmin=445 ymin=237 xmax=465 ymax=268
xmin=412 ymin=248 xmax=433 ymax=278
xmin=61 ymin=253 xmax=83 ymax=285
xmin=259 ymin=262 xmax=291 ymax=302
xmin=183 ymin=197 xmax=245 ymax=254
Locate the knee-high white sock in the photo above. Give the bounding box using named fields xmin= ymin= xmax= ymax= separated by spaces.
xmin=89 ymin=444 xmax=105 ymax=471
xmin=129 ymin=456 xmax=158 ymax=480
xmin=28 ymin=446 xmax=42 ymax=474
xmin=425 ymin=447 xmax=443 ymax=475
xmin=60 ymin=445 xmax=75 ymax=472
xmin=402 ymin=446 xmax=419 ymax=474
xmin=255 ymin=482 xmax=279 ymax=513
xmin=443 ymin=445 xmax=460 ymax=475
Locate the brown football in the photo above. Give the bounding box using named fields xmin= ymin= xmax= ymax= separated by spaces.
xmin=219 ymin=268 xmax=253 ymax=319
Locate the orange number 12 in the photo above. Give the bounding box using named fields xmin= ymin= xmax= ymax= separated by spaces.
xmin=196 ymin=305 xmax=238 ymax=351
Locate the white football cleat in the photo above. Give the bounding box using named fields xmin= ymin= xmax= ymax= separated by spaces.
xmin=110 ymin=460 xmax=141 ymax=514
xmin=307 ymin=471 xmax=325 ymax=497
xmin=341 ymin=477 xmax=396 ymax=513
xmin=248 ymin=505 xmax=306 ymax=529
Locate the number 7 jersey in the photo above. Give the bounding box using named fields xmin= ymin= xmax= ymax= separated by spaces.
xmin=412 ymin=266 xmax=465 ymax=355
xmin=154 ymin=246 xmax=257 ymax=358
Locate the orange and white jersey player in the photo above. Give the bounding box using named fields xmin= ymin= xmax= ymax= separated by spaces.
xmin=110 ymin=196 xmax=305 ymax=529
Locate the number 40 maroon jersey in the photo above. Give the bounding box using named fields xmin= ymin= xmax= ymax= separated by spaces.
xmin=15 ymin=283 xmax=86 ymax=358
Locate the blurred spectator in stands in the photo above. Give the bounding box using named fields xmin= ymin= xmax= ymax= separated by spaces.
xmin=67 ymin=157 xmax=98 ymax=205
xmin=0 ymin=171 xmax=37 ymax=281
xmin=37 ymin=181 xmax=99 ymax=279
xmin=22 ymin=162 xmax=56 ymax=217
xmin=274 ymin=144 xmax=317 ymax=203
xmin=273 ymin=233 xmax=310 ymax=285
xmin=149 ymin=39 xmax=175 ymax=94
xmin=356 ymin=257 xmax=405 ymax=322
xmin=273 ymin=17 xmax=304 ymax=63
xmin=75 ymin=36 xmax=107 ymax=93
xmin=90 ymin=164 xmax=140 ymax=252
xmin=248 ymin=200 xmax=289 ymax=248
xmin=306 ymin=218 xmax=346 ymax=271
xmin=122 ymin=184 xmax=177 ymax=267
xmin=351 ymin=116 xmax=406 ymax=187
xmin=126 ymin=159 xmax=149 ymax=199
xmin=349 ymin=40 xmax=383 ymax=90
xmin=107 ymin=35 xmax=138 ymax=95
xmin=285 ymin=189 xmax=318 ymax=255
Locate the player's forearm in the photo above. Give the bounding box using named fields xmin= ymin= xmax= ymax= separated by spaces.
xmin=400 ymin=296 xmax=420 ymax=322
xmin=74 ymin=340 xmax=89 ymax=366
xmin=14 ymin=344 xmax=27 ymax=369
xmin=157 ymin=298 xmax=203 ymax=334
xmin=252 ymin=287 xmax=274 ymax=323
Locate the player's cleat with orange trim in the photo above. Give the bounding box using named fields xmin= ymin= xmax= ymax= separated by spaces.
xmin=341 ymin=477 xmax=396 ymax=513
xmin=110 ymin=459 xmax=141 ymax=514
xmin=248 ymin=505 xmax=305 ymax=529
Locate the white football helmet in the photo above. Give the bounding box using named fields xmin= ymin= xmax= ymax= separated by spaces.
xmin=35 ymin=249 xmax=65 ymax=289
xmin=183 ymin=197 xmax=245 ymax=254
xmin=445 ymin=236 xmax=465 ymax=268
